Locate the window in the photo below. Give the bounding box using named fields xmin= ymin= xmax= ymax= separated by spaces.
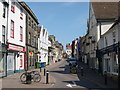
xmin=2 ymin=25 xmax=5 ymax=43
xmin=3 ymin=4 xmax=6 ymax=18
xmin=32 ymin=21 xmax=33 ymax=28
xmin=20 ymin=26 xmax=23 ymax=42
xmin=28 ymin=32 xmax=31 ymax=44
xmin=20 ymin=8 xmax=23 ymax=20
xmin=11 ymin=2 xmax=15 ymax=13
xmin=112 ymin=31 xmax=115 ymax=37
xmin=20 ymin=55 xmax=23 ymax=67
xmin=34 ymin=24 xmax=36 ymax=30
xmin=29 ymin=17 xmax=31 ymax=26
xmin=10 ymin=20 xmax=14 ymax=38
xmin=113 ymin=39 xmax=116 ymax=44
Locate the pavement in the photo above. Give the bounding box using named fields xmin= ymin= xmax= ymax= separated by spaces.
xmin=1 ymin=65 xmax=56 ymax=88
xmin=77 ymin=61 xmax=118 ymax=89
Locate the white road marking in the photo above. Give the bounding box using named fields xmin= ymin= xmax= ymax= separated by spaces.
xmin=72 ymin=81 xmax=77 ymax=86
xmin=66 ymin=84 xmax=72 ymax=88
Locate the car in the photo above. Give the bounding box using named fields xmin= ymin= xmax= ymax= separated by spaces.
xmin=67 ymin=58 xmax=77 ymax=66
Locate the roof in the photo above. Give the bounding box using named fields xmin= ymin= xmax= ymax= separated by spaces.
xmin=91 ymin=2 xmax=118 ymax=20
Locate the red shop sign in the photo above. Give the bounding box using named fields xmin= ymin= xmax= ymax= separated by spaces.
xmin=8 ymin=44 xmax=25 ymax=52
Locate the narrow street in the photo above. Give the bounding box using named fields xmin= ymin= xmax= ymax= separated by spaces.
xmin=46 ymin=59 xmax=100 ymax=89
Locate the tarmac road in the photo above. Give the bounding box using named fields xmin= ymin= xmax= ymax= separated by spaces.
xmin=46 ymin=59 xmax=100 ymax=89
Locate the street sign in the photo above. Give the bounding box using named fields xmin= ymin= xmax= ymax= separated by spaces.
xmin=29 ymin=52 xmax=33 ymax=56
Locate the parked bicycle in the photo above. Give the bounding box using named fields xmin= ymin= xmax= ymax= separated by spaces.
xmin=20 ymin=70 xmax=41 ymax=84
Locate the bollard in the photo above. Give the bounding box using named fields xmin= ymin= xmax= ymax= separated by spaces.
xmin=81 ymin=67 xmax=83 ymax=76
xmin=104 ymin=71 xmax=107 ymax=85
xmin=46 ymin=70 xmax=49 ymax=84
xmin=40 ymin=66 xmax=42 ymax=72
xmin=26 ymin=72 xmax=32 ymax=84
xmin=44 ymin=68 xmax=46 ymax=76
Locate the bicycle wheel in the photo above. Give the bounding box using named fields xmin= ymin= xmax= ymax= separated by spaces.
xmin=20 ymin=73 xmax=27 ymax=83
xmin=33 ymin=74 xmax=41 ymax=83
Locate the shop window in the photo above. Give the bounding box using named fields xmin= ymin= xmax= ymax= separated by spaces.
xmin=3 ymin=4 xmax=6 ymax=18
xmin=11 ymin=2 xmax=15 ymax=13
xmin=2 ymin=25 xmax=5 ymax=43
xmin=20 ymin=26 xmax=23 ymax=42
xmin=10 ymin=20 xmax=14 ymax=38
xmin=20 ymin=55 xmax=23 ymax=67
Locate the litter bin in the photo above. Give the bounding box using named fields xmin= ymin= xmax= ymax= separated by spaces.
xmin=35 ymin=62 xmax=40 ymax=68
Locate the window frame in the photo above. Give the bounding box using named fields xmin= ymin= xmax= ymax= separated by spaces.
xmin=10 ymin=20 xmax=14 ymax=38
xmin=11 ymin=2 xmax=15 ymax=13
xmin=20 ymin=26 xmax=23 ymax=42
xmin=2 ymin=25 xmax=5 ymax=43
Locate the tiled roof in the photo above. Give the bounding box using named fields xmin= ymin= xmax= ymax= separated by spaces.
xmin=92 ymin=2 xmax=118 ymax=19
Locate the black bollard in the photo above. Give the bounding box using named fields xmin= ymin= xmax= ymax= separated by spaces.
xmin=26 ymin=72 xmax=32 ymax=84
xmin=104 ymin=71 xmax=107 ymax=85
xmin=46 ymin=70 xmax=49 ymax=84
xmin=81 ymin=67 xmax=83 ymax=76
xmin=40 ymin=66 xmax=42 ymax=72
xmin=44 ymin=68 xmax=46 ymax=76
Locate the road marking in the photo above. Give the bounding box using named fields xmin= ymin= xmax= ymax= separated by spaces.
xmin=66 ymin=84 xmax=72 ymax=88
xmin=72 ymin=81 xmax=77 ymax=86
xmin=66 ymin=81 xmax=77 ymax=88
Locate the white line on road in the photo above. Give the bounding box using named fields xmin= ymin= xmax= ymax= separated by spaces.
xmin=66 ymin=84 xmax=72 ymax=88
xmin=72 ymin=81 xmax=77 ymax=86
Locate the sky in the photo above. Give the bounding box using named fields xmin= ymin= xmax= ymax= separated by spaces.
xmin=26 ymin=2 xmax=89 ymax=48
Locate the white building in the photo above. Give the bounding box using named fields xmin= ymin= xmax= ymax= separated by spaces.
xmin=0 ymin=0 xmax=9 ymax=77
xmin=88 ymin=2 xmax=118 ymax=73
xmin=98 ymin=21 xmax=119 ymax=76
xmin=38 ymin=26 xmax=48 ymax=66
xmin=66 ymin=44 xmax=72 ymax=58
xmin=6 ymin=0 xmax=26 ymax=75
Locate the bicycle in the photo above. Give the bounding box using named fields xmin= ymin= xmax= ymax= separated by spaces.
xmin=20 ymin=70 xmax=41 ymax=84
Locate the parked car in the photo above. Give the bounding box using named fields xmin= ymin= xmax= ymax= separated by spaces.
xmin=67 ymin=58 xmax=77 ymax=66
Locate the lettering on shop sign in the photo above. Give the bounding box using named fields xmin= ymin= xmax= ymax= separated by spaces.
xmin=8 ymin=44 xmax=24 ymax=52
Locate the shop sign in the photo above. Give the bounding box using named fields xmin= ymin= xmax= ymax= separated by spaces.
xmin=8 ymin=44 xmax=25 ymax=52
xmin=29 ymin=52 xmax=33 ymax=56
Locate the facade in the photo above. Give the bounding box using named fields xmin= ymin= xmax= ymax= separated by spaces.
xmin=66 ymin=44 xmax=72 ymax=58
xmin=88 ymin=2 xmax=118 ymax=73
xmin=0 ymin=0 xmax=8 ymax=77
xmin=20 ymin=2 xmax=39 ymax=70
xmin=98 ymin=21 xmax=119 ymax=76
xmin=6 ymin=0 xmax=26 ymax=75
xmin=38 ymin=26 xmax=48 ymax=65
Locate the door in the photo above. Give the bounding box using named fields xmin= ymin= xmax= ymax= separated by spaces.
xmin=7 ymin=53 xmax=14 ymax=75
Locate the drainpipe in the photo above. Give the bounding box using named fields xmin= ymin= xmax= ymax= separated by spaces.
xmin=5 ymin=0 xmax=9 ymax=77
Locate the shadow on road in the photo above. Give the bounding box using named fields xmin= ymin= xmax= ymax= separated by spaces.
xmin=49 ymin=65 xmax=72 ymax=74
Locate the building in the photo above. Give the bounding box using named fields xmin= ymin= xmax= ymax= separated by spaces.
xmin=88 ymin=2 xmax=118 ymax=73
xmin=6 ymin=0 xmax=26 ymax=75
xmin=66 ymin=43 xmax=72 ymax=58
xmin=38 ymin=26 xmax=48 ymax=66
xmin=98 ymin=20 xmax=119 ymax=78
xmin=20 ymin=2 xmax=39 ymax=70
xmin=0 ymin=0 xmax=9 ymax=77
xmin=48 ymin=35 xmax=56 ymax=63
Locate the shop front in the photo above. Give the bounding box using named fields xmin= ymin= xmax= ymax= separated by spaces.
xmin=0 ymin=43 xmax=7 ymax=77
xmin=7 ymin=43 xmax=25 ymax=75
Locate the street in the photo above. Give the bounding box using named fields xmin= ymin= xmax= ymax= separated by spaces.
xmin=46 ymin=59 xmax=101 ymax=89
xmin=1 ymin=59 xmax=100 ymax=89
